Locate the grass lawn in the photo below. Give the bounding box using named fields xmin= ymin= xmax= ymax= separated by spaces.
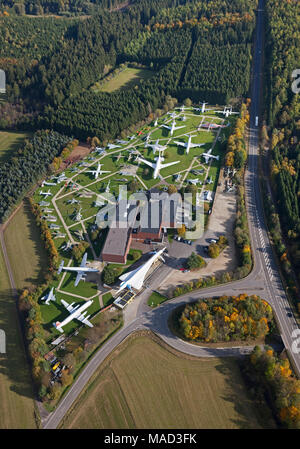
xmin=147 ymin=291 xmax=168 ymax=307
xmin=3 ymin=201 xmax=48 ymax=292
xmin=0 ymin=245 xmax=38 ymax=428
xmin=60 ymin=334 xmax=276 ymax=429
xmin=92 ymin=67 xmax=154 ymax=93
xmin=102 ymin=292 xmax=113 ymax=307
xmin=0 ymin=131 xmax=31 ymax=162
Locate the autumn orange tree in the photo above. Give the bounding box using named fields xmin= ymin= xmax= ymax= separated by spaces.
xmin=179 ymin=294 xmax=273 ymax=343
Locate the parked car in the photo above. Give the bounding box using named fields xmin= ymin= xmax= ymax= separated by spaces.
xmin=209 ymin=239 xmax=217 ymax=244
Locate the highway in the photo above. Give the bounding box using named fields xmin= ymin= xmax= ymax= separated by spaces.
xmin=43 ymin=0 xmax=300 ymax=429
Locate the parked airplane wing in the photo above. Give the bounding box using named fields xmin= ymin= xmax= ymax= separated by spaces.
xmin=74 ymin=271 xmax=83 ymax=287
xmin=61 ymin=299 xmax=77 ymax=313
xmin=161 ymin=160 xmax=180 ymax=169
xmin=78 ymin=313 xmax=93 ymax=328
xmin=173 ymin=141 xmax=186 ymax=147
xmin=80 ymin=252 xmax=88 ymax=268
xmin=190 ymin=143 xmax=205 ymax=148
xmin=138 ymin=158 xmax=155 ymax=169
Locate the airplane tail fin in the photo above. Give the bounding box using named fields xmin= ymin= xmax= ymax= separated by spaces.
xmin=53 ymin=321 xmax=63 ymax=333
xmin=58 ymin=260 xmax=64 ymax=275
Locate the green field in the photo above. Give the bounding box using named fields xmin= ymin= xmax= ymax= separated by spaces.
xmin=3 ymin=202 xmax=48 ymax=291
xmin=92 ymin=67 xmax=154 ymax=93
xmin=60 ymin=334 xmax=275 ymax=429
xmin=0 ymin=245 xmax=38 ymax=428
xmin=0 ymin=131 xmax=31 ymax=162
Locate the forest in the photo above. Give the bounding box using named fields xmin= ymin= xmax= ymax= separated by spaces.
xmin=243 ymin=346 xmax=300 ymax=429
xmin=265 ymin=0 xmax=300 ymax=284
xmin=0 ymin=130 xmax=71 ymax=222
xmin=0 ymin=0 xmax=257 ymax=140
xmin=178 ymin=294 xmax=273 ymax=343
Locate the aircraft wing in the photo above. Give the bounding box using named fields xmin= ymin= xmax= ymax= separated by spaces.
xmin=74 ymin=272 xmax=83 ymax=287
xmin=161 ymin=160 xmax=180 ymax=169
xmin=80 ymin=253 xmax=88 ymax=268
xmin=77 ymin=312 xmax=93 ymax=328
xmin=161 ymin=125 xmax=171 ymax=130
xmin=61 ymin=299 xmax=77 ymax=313
xmin=174 ymin=125 xmax=185 ymax=130
xmin=190 ymin=143 xmax=205 ymax=148
xmin=138 ymin=158 xmax=156 ymax=169
xmin=174 ymin=141 xmax=186 ymax=147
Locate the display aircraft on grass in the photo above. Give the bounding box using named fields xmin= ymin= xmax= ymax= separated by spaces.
xmin=173 ymin=134 xmax=205 ymax=154
xmin=58 ymin=252 xmax=99 ymax=286
xmin=41 ymin=287 xmax=56 ymax=305
xmin=146 ymin=139 xmax=167 ymax=154
xmin=188 ymin=178 xmax=202 ymax=185
xmin=161 ymin=120 xmax=185 ymax=136
xmin=176 ymin=105 xmax=190 ymax=113
xmin=138 ymin=152 xmax=180 ymax=179
xmin=193 ymin=102 xmax=213 ymax=114
xmin=214 ymin=106 xmax=239 ymax=118
xmin=53 ymin=299 xmax=94 ymax=333
xmin=39 ymin=190 xmax=52 ymax=198
xmin=201 ymin=148 xmax=220 ymax=164
xmin=107 ymin=143 xmax=121 ymax=150
xmin=86 ymin=162 xmax=111 ymax=179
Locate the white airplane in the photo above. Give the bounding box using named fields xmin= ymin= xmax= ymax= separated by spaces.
xmin=188 ymin=178 xmax=201 ymax=185
xmin=74 ymin=229 xmax=85 ymax=241
xmin=176 ymin=105 xmax=189 ymax=113
xmin=43 ymin=208 xmax=54 ymax=213
xmin=154 ymin=118 xmax=158 ymax=127
xmin=53 ymin=299 xmax=94 ymax=333
xmin=56 ymin=173 xmax=68 ymax=183
xmin=174 ymin=174 xmax=182 ymax=182
xmin=146 ymin=139 xmax=167 ymax=154
xmin=215 ymin=106 xmax=239 ymax=118
xmin=167 ymin=111 xmax=179 ymax=120
xmin=162 ymin=120 xmax=185 ymax=136
xmin=116 ymin=139 xmax=128 ymax=145
xmin=173 ymin=134 xmax=205 ymax=154
xmin=67 ymin=198 xmax=80 ymax=205
xmin=49 ymin=223 xmax=60 ymax=230
xmin=62 ymin=240 xmax=73 ymax=251
xmin=201 ymin=148 xmax=220 ymax=164
xmin=72 ymin=207 xmax=83 ymax=222
xmin=105 ymin=180 xmax=111 ymax=193
xmin=117 ymin=248 xmax=166 ymax=293
xmin=145 ymin=133 xmax=151 ymax=143
xmin=94 ymin=147 xmax=106 ymax=155
xmin=138 ymin=152 xmax=180 ymax=179
xmin=58 ymin=253 xmax=99 ymax=287
xmin=41 ymin=287 xmax=56 ymax=305
xmin=193 ymin=102 xmax=211 ymax=114
xmin=41 ymin=181 xmax=56 ymax=187
xmin=42 ymin=215 xmax=57 ymax=222
xmin=86 ymin=163 xmax=111 ymax=179
xmin=39 ymin=190 xmax=52 ymax=198
xmin=53 ymin=232 xmax=66 ymax=239
xmin=107 ymin=143 xmax=121 ymax=150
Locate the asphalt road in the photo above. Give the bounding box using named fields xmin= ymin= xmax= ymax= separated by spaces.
xmin=43 ymin=0 xmax=300 ymax=429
